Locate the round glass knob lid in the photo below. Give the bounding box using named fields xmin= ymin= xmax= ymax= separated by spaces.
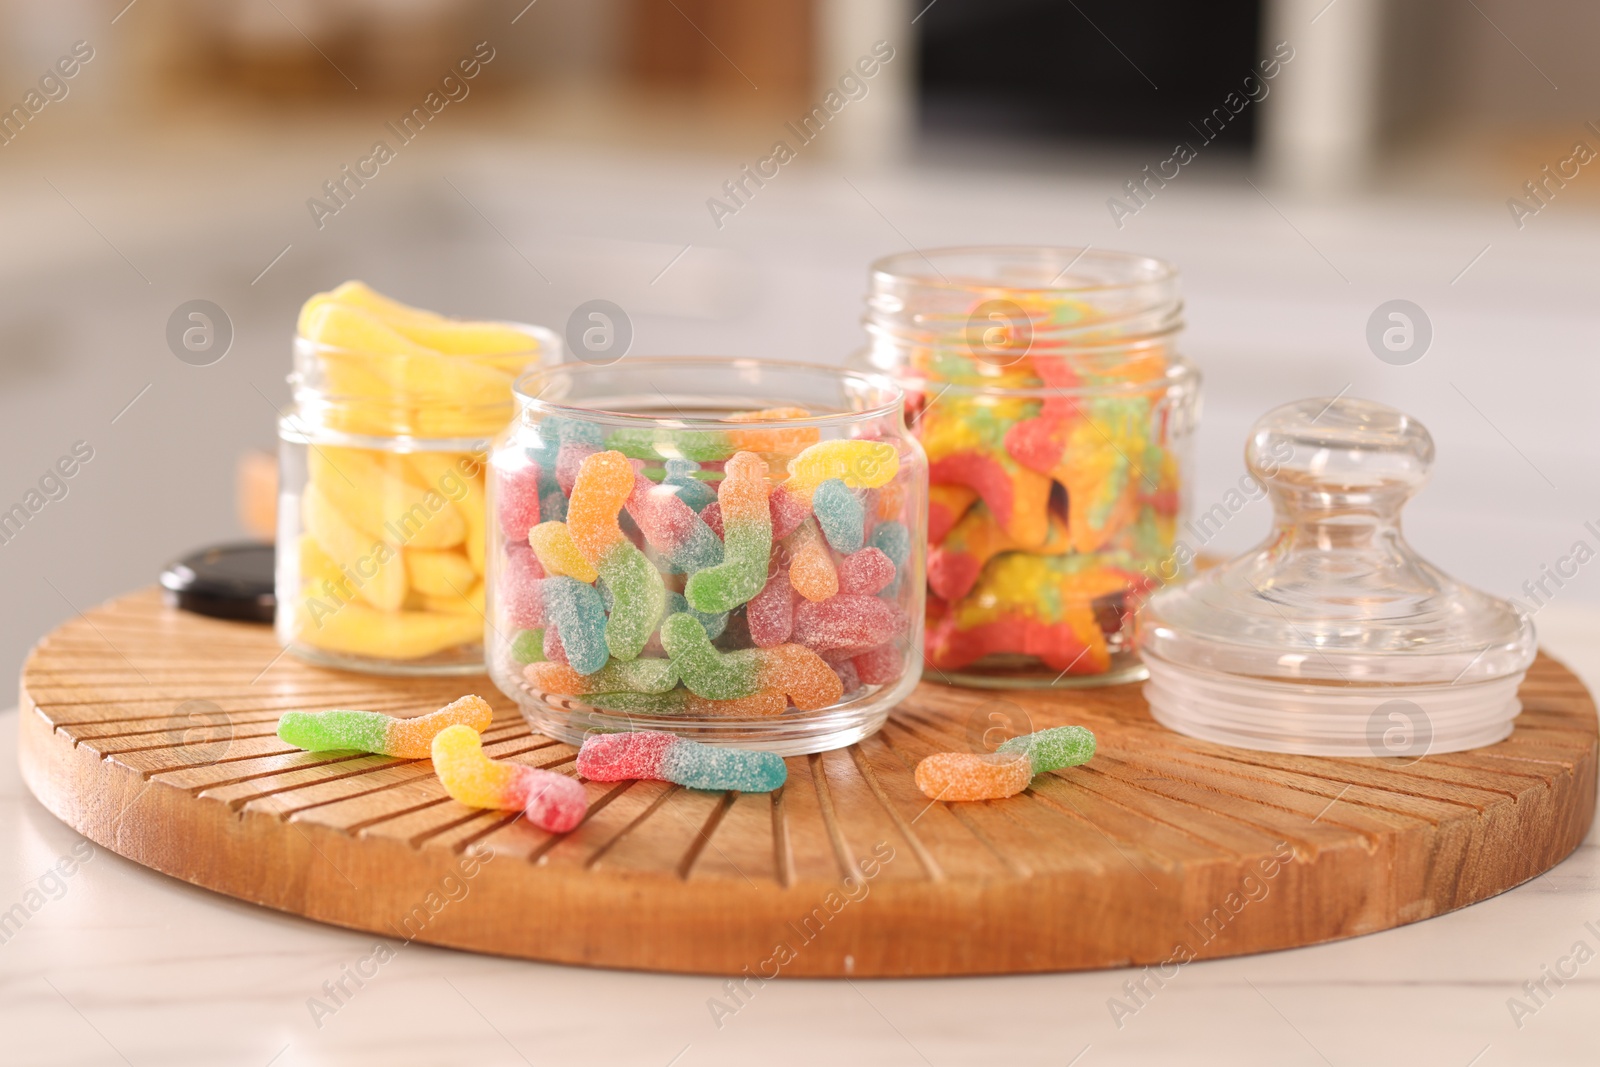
xmin=1141 ymin=397 xmax=1535 ymax=687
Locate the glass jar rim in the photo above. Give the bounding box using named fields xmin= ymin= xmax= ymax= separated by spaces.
xmin=859 ymin=351 xmax=1201 ymax=400
xmin=513 ymin=357 xmax=907 ymax=429
xmin=869 ymin=245 xmax=1178 ymax=296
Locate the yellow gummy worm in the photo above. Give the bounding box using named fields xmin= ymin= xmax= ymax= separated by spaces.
xmin=528 ymin=521 xmax=599 ymax=583
xmin=785 ymin=440 xmax=900 ymax=502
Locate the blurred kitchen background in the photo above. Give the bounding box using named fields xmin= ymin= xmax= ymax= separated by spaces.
xmin=1 ymin=0 xmax=1597 ymax=687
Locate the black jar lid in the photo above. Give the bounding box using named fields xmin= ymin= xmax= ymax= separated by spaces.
xmin=159 ymin=542 xmax=276 ymax=623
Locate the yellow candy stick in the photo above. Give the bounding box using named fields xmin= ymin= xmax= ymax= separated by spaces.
xmin=420 ymin=582 xmax=484 ymax=617
xmin=297 ymin=280 xmax=448 ymax=336
xmin=295 ymin=590 xmax=481 ymax=659
xmin=404 ymin=548 xmax=477 ymax=597
xmin=528 ymin=521 xmax=600 ymax=583
xmin=302 ymin=303 xmax=511 ymax=405
xmin=406 ymin=452 xmax=487 ymax=574
xmin=300 ymin=484 xmax=407 ymax=611
xmin=310 ymin=447 xmax=465 ymax=550
xmin=388 ymin=318 xmax=545 ymax=357
xmin=297 ymin=534 xmax=343 ymax=586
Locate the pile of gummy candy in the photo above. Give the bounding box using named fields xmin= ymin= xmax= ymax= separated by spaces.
xmin=287 ymin=282 xmax=547 ymax=662
xmin=910 ymin=299 xmax=1181 ymax=677
xmin=494 ymin=416 xmax=919 ymax=719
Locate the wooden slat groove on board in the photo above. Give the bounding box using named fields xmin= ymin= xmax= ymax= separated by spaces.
xmin=16 ymin=587 xmax=1598 ymax=977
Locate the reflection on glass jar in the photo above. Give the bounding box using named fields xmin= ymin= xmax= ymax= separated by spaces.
xmin=855 ymin=247 xmax=1201 ymax=688
xmin=486 ymin=358 xmax=927 ymax=755
xmin=275 ymin=282 xmax=561 ymax=674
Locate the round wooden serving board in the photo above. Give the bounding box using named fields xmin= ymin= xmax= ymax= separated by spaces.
xmin=18 ymin=588 xmax=1598 ymax=977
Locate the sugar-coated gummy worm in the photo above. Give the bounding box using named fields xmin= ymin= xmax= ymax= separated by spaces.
xmin=913 ymin=725 xmax=1096 ymax=801
xmin=811 ymin=478 xmax=865 ymax=553
xmin=431 ymin=724 xmax=587 ymax=832
xmin=567 ymin=450 xmax=668 ymax=660
xmin=785 ymin=518 xmax=839 ymax=602
xmin=277 ymin=694 xmax=495 ymax=758
xmin=576 ymin=730 xmax=787 ymax=792
xmin=528 ymin=520 xmax=598 ymax=583
xmin=626 ymin=463 xmax=724 ymax=575
xmin=524 ymin=657 xmax=679 ymax=695
xmin=659 ymin=613 xmax=842 ymax=709
xmin=684 ymin=452 xmax=772 ymax=613
xmin=784 ymin=439 xmax=900 ymax=503
xmin=541 ymin=576 xmax=609 ymax=674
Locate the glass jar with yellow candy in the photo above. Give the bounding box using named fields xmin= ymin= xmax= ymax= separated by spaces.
xmin=854 ymin=247 xmax=1201 ymax=688
xmin=276 ymin=281 xmax=561 ymax=674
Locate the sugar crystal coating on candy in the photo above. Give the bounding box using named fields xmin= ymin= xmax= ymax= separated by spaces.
xmin=914 ymin=725 xmax=1095 ymax=801
xmin=501 ymin=543 xmax=546 ymax=628
xmin=767 ymin=484 xmax=809 ymax=540
xmin=432 ymin=724 xmax=586 ymax=832
xmin=575 ymin=729 xmax=678 ymax=780
xmin=684 ymin=452 xmax=772 ymax=613
xmin=793 ymin=594 xmax=909 ymax=653
xmin=568 ymin=451 xmax=668 ymax=660
xmin=525 ymin=656 xmax=679 ymax=695
xmin=745 ymin=566 xmax=795 ymax=647
xmin=577 ymin=730 xmax=787 ymax=792
xmin=700 ymin=500 xmax=724 ymax=538
xmin=541 ymin=576 xmax=608 ymax=674
xmin=542 ymin=624 xmax=569 ymax=664
xmin=627 ymin=464 xmax=724 ymax=574
xmin=812 ymin=478 xmax=866 ymax=553
xmin=837 ymin=548 xmax=895 ymax=596
xmin=664 ymin=590 xmax=727 ymax=640
xmin=758 ymin=643 xmax=843 ymax=710
xmin=786 ymin=519 xmax=840 ymax=603
xmin=822 ymin=650 xmax=861 ymax=696
xmin=659 ymin=612 xmax=761 ymax=699
xmin=662 ymin=740 xmax=788 ymax=792
xmin=913 ymin=751 xmax=1034 ymax=802
xmin=528 ymin=521 xmax=598 ymax=583
xmin=496 ymin=463 xmax=543 ymax=542
xmin=278 ymin=694 xmax=494 ymax=759
xmin=852 ymin=642 xmax=903 ymax=685
xmin=510 ymin=628 xmax=546 ymax=664
xmin=584 ymin=689 xmax=788 ymax=718
xmin=785 ymin=439 xmax=900 ymax=502
xmin=660 ymin=612 xmax=840 ymax=709
xmin=996 ymin=725 xmax=1096 ymax=773
xmin=555 ymin=439 xmax=600 ymax=495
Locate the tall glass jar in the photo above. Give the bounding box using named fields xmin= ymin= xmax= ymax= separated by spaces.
xmin=486 ymin=358 xmax=927 ymax=754
xmin=276 ymin=322 xmax=561 ymax=674
xmin=855 ymin=247 xmax=1200 ymax=688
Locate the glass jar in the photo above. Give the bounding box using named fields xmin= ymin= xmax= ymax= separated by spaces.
xmin=276 ymin=323 xmax=561 ymax=674
xmin=486 ymin=358 xmax=927 ymax=754
xmin=855 ymin=246 xmax=1200 ymax=688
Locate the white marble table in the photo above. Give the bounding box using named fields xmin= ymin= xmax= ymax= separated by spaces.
xmin=4 ymin=607 xmax=1599 ymax=1067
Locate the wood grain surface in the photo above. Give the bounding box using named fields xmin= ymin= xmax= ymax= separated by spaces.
xmin=17 ymin=588 xmax=1598 ymax=977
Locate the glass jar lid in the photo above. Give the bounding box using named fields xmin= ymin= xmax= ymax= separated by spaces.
xmin=1140 ymin=397 xmax=1536 ymax=756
